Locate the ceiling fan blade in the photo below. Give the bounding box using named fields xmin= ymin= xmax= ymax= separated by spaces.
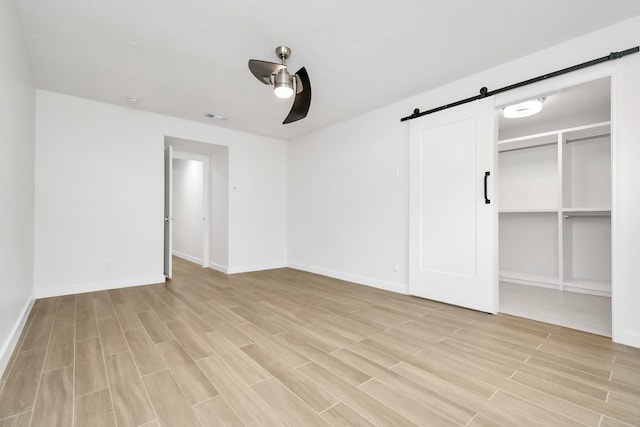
xmin=248 ymin=59 xmax=285 ymax=84
xmin=283 ymin=67 xmax=311 ymax=124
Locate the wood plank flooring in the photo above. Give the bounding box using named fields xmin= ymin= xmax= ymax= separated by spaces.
xmin=1 ymin=256 xmax=639 ymax=426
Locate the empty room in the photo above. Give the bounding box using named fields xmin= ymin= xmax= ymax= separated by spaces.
xmin=2 ymin=0 xmax=640 ymax=426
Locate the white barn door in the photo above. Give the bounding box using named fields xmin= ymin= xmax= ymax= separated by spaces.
xmin=409 ymin=97 xmax=497 ymax=313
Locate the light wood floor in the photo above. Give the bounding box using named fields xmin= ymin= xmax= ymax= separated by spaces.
xmin=1 ymin=257 xmax=639 ymax=426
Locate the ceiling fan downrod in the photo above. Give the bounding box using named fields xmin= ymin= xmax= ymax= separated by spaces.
xmin=275 ymin=46 xmax=291 ymax=65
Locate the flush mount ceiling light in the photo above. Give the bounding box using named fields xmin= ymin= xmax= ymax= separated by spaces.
xmin=126 ymin=97 xmax=140 ymax=104
xmin=248 ymin=45 xmax=312 ymax=124
xmin=503 ymin=98 xmax=545 ymax=118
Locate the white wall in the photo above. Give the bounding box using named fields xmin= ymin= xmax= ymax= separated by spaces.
xmin=34 ymin=91 xmax=287 ymax=297
xmin=288 ymin=105 xmax=409 ymax=294
xmin=288 ymin=16 xmax=640 ymax=347
xmin=172 ymin=158 xmax=204 ymax=263
xmin=616 ymin=44 xmax=640 ymax=348
xmin=0 ymin=1 xmax=36 ymax=374
xmin=228 ymin=136 xmax=287 ymax=273
xmin=210 ymin=146 xmax=230 ymax=270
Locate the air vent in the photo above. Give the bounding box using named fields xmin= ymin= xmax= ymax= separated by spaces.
xmin=204 ymin=112 xmax=228 ymax=120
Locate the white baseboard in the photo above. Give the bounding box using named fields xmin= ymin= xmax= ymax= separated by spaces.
xmin=288 ymin=263 xmax=409 ymax=295
xmin=172 ymin=250 xmax=202 ymax=265
xmin=615 ymin=329 xmax=640 ymax=349
xmin=34 ymin=275 xmax=166 ymax=299
xmin=0 ymin=294 xmax=35 ymax=378
xmin=227 ymin=262 xmax=287 ymax=274
xmin=210 ymin=263 xmax=229 ymax=274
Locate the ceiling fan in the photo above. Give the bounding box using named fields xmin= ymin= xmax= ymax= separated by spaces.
xmin=248 ymin=46 xmax=311 ymax=124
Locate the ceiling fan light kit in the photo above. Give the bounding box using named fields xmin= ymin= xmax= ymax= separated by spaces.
xmin=273 ymin=68 xmax=294 ymax=99
xmin=248 ymin=45 xmax=312 ymax=124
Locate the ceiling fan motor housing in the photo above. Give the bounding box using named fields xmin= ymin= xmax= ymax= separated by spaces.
xmin=275 ymin=45 xmax=291 ymax=61
xmin=274 ymin=68 xmax=293 ymax=87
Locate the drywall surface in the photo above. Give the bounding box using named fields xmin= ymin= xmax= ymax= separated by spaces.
xmin=172 ymin=158 xmax=204 ymax=263
xmin=288 ymin=16 xmax=640 ymax=347
xmin=288 ymin=105 xmax=410 ymax=294
xmin=210 ymin=146 xmax=230 ymax=270
xmin=34 ymin=91 xmax=287 ymax=296
xmin=0 ymin=1 xmax=36 ymax=374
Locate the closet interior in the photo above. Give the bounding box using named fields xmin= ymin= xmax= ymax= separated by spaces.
xmin=497 ymin=78 xmax=612 ymax=336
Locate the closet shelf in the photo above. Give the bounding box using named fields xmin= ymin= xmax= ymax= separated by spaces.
xmin=498 ymin=134 xmax=558 ymax=153
xmin=499 ymin=271 xmax=559 ymax=288
xmin=500 ymin=209 xmax=557 ymax=214
xmin=499 ymin=208 xmax=610 ymax=216
xmin=499 ymin=121 xmax=611 ymax=144
xmin=563 ymin=279 xmax=611 ymax=297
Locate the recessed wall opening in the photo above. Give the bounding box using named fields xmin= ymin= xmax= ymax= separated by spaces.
xmin=163 ymin=136 xmax=229 ymax=278
xmin=497 ymin=77 xmax=612 ymax=336
xmin=172 ymin=156 xmax=205 ymax=265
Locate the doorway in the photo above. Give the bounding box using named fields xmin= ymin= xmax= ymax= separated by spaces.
xmin=172 ymin=153 xmax=209 ymax=267
xmin=496 ymin=77 xmax=613 ymax=336
xmin=163 ymin=136 xmax=230 ymax=278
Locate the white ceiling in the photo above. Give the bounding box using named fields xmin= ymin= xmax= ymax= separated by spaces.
xmin=14 ymin=0 xmax=640 ymax=140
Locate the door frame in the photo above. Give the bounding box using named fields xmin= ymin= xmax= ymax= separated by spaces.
xmin=494 ymin=64 xmax=620 ymax=341
xmin=172 ymin=150 xmax=211 ymax=269
xmin=164 ymin=145 xmax=173 ymax=279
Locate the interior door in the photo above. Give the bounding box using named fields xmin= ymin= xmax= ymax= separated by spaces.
xmin=409 ymin=97 xmax=497 ymax=313
xmin=164 ymin=145 xmax=173 ymax=279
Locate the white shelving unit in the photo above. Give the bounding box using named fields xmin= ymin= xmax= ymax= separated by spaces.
xmin=498 ymin=122 xmax=611 ymax=297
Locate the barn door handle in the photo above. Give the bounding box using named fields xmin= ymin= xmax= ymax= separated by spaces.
xmin=484 ymin=171 xmax=491 ymax=204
